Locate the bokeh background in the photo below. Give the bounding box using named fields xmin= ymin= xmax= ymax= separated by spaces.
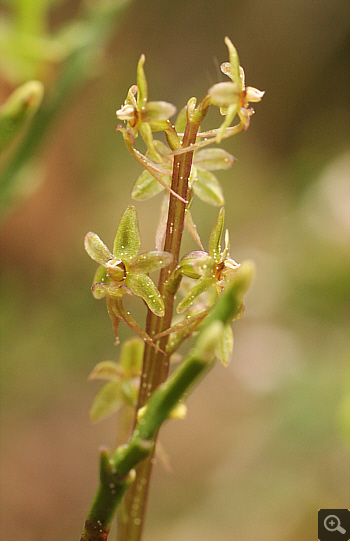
xmin=0 ymin=1 xmax=349 ymax=540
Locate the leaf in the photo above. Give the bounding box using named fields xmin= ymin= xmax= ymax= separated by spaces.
xmin=89 ymin=381 xmax=123 ymax=423
xmin=193 ymin=169 xmax=224 ymax=206
xmin=113 ymin=206 xmax=141 ymax=261
xmin=84 ymin=232 xmax=113 ymax=266
xmin=125 ymin=273 xmax=165 ymax=317
xmin=129 ymin=251 xmax=173 ymax=274
xmin=215 ymin=323 xmax=234 ymax=366
xmin=194 ymin=148 xmax=234 ymax=171
xmin=209 ymin=207 xmax=225 ymax=263
xmin=119 ymin=338 xmax=145 ymax=377
xmin=89 ymin=361 xmax=124 ymax=381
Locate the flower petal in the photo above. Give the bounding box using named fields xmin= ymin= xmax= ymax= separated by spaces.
xmin=113 ymin=206 xmax=141 ymax=261
xmin=92 ymin=280 xmax=125 ymax=299
xmin=220 ymin=61 xmax=233 ymax=80
xmin=136 ymin=54 xmax=148 ymax=109
xmin=224 ymin=37 xmax=241 ymax=89
xmin=141 ymin=101 xmax=176 ymax=123
xmin=216 ymin=102 xmax=240 ymax=142
xmin=88 ymin=361 xmax=124 ymax=381
xmin=91 ymin=266 xmax=109 ymax=299
xmin=176 ymin=276 xmax=216 ymax=314
xmin=193 ymin=169 xmax=224 ymax=206
xmin=221 ymin=229 xmax=230 ymax=261
xmin=89 ymin=380 xmax=123 ymax=423
xmin=131 ymin=169 xmax=168 ymax=200
xmin=209 ymin=207 xmax=225 ymax=263
xmin=84 ymin=232 xmax=113 ymax=266
xmin=119 ymin=338 xmax=145 ymax=377
xmin=208 ymin=82 xmax=240 ymax=107
xmin=176 ymin=251 xmax=211 ymax=279
xmin=129 ymin=250 xmax=173 ymax=274
xmin=194 ymin=148 xmax=234 ymax=170
xmin=116 ymin=103 xmax=135 ymax=123
xmin=246 ymin=86 xmax=265 ymax=103
xmin=125 ymin=273 xmax=165 ymax=316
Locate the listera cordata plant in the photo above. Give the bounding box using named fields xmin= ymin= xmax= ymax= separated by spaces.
xmin=81 ymin=37 xmax=264 ymax=541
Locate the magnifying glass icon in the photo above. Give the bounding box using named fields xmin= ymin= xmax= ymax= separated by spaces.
xmin=324 ymin=515 xmax=346 ymax=534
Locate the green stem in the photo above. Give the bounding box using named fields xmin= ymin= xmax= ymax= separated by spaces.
xmin=117 ymin=101 xmax=209 ymax=541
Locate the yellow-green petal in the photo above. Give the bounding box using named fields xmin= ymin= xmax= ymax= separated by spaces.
xmin=89 ymin=361 xmax=124 ymax=381
xmin=141 ymin=101 xmax=176 ymax=123
xmin=176 ymin=251 xmax=210 ymax=279
xmin=224 ymin=37 xmax=241 ymax=89
xmin=119 ymin=338 xmax=145 ymax=377
xmin=113 ymin=206 xmax=141 ymax=261
xmin=208 ymin=81 xmax=240 ymax=107
xmin=89 ymin=381 xmax=123 ymax=423
xmin=136 ymin=54 xmax=148 ymax=109
xmin=176 ymin=276 xmax=216 ymax=314
xmin=209 ymin=208 xmax=225 ymax=263
xmin=125 ymin=273 xmax=165 ymax=316
xmin=194 ymin=148 xmax=234 ymax=171
xmin=84 ymin=232 xmax=113 ymax=266
xmin=193 ymin=169 xmax=224 ymax=206
xmin=129 ymin=250 xmax=173 ymax=274
xmin=131 ymin=169 xmax=168 ymax=200
xmin=91 ymin=266 xmax=109 ymax=299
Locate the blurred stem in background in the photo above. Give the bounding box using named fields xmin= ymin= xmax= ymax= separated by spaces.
xmin=0 ymin=0 xmax=131 ymax=217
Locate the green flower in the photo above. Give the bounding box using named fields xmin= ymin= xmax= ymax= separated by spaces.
xmin=208 ymin=37 xmax=264 ymax=140
xmin=170 ymin=207 xmax=240 ymax=314
xmin=84 ymin=206 xmax=173 ymax=345
xmin=88 ymin=338 xmax=144 ymax=423
xmin=116 ymin=55 xmax=176 ymax=162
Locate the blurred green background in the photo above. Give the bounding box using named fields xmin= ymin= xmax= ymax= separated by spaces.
xmin=0 ymin=1 xmax=349 ymax=540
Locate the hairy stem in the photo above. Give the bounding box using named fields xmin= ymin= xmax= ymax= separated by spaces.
xmin=117 ymin=104 xmax=209 ymax=541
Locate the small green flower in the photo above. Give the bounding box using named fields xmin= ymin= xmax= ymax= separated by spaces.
xmin=170 ymin=207 xmax=240 ymax=314
xmin=208 ymin=37 xmax=264 ymax=140
xmin=116 ymin=55 xmax=176 ymax=162
xmin=89 ymin=338 xmax=144 ymax=423
xmin=161 ymin=259 xmax=254 ymax=366
xmin=84 ymin=206 xmax=173 ymax=345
